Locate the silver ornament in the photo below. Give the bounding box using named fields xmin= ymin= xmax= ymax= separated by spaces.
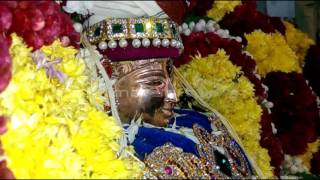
xmin=98 ymin=41 xmax=108 ymax=50
xmin=161 ymin=39 xmax=170 ymax=47
xmin=132 ymin=39 xmax=141 ymax=48
xmin=176 ymin=41 xmax=182 ymax=48
xmin=170 ymin=39 xmax=177 ymax=47
xmin=108 ymin=40 xmax=117 ymax=49
xmin=119 ymin=39 xmax=128 ymax=48
xmin=152 ymin=38 xmax=161 ymax=47
xmin=142 ymin=38 xmax=151 ymax=47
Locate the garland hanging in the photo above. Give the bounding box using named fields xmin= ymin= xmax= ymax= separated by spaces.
xmin=263 ymin=72 xmax=320 ymax=156
xmin=245 ymin=30 xmax=301 ymax=77
xmin=177 ymin=49 xmax=274 ymax=178
xmin=206 ymin=0 xmax=241 ymax=22
xmin=0 ymin=34 xmax=142 ymax=178
xmin=283 ymin=21 xmax=315 ymax=66
xmin=175 ymin=29 xmax=284 ymax=175
xmin=219 ymin=2 xmax=285 ymax=44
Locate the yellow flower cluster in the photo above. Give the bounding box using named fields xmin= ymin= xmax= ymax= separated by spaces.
xmin=245 ymin=30 xmax=302 ymax=77
xmin=178 ymin=49 xmax=273 ymax=178
xmin=0 ymin=34 xmax=142 ymax=178
xmin=284 ymin=21 xmax=315 ymax=66
xmin=207 ymin=0 xmax=241 ymax=21
xmin=297 ymin=139 xmax=320 ymax=170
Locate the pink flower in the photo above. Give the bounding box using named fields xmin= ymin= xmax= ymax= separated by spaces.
xmin=0 ymin=34 xmax=11 ymax=93
xmin=0 ymin=4 xmax=12 ymax=32
xmin=0 ymin=116 xmax=7 ymax=135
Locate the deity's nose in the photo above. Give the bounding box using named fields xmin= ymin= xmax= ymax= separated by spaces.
xmin=164 ymin=79 xmax=177 ymax=104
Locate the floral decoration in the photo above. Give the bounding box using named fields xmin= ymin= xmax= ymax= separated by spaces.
xmin=284 ymin=21 xmax=315 ymax=66
xmin=297 ymin=140 xmax=320 ymax=170
xmin=219 ymin=2 xmax=285 ymax=44
xmin=206 ymin=0 xmax=241 ymax=22
xmin=177 ymin=49 xmax=273 ymax=178
xmin=0 ymin=3 xmax=12 ymax=93
xmin=259 ymin=109 xmax=284 ymax=176
xmin=263 ymin=72 xmax=320 ymax=156
xmin=245 ymin=30 xmax=301 ymax=77
xmin=175 ymin=30 xmax=284 ymax=175
xmin=2 ymin=1 xmax=79 ymax=50
xmin=0 ymin=34 xmax=142 ymax=178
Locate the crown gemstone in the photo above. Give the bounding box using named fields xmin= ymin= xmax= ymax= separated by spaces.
xmin=214 ymin=150 xmax=232 ymax=177
xmin=164 ymin=166 xmax=173 ymax=175
xmin=112 ymin=24 xmax=123 ymax=33
xmin=156 ymin=23 xmax=164 ymax=33
xmin=135 ymin=23 xmax=144 ymax=33
xmin=94 ymin=27 xmax=101 ymax=36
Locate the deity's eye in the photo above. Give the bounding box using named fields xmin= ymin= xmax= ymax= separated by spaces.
xmin=143 ymin=79 xmax=165 ymax=87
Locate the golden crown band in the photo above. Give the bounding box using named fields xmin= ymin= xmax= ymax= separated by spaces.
xmin=84 ymin=17 xmax=183 ymax=50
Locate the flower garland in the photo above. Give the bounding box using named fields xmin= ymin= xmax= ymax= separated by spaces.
xmin=297 ymin=140 xmax=320 ymax=170
xmin=2 ymin=1 xmax=79 ymax=50
xmin=263 ymin=72 xmax=320 ymax=156
xmin=206 ymin=0 xmax=241 ymax=22
xmin=177 ymin=49 xmax=273 ymax=178
xmin=245 ymin=30 xmax=302 ymax=77
xmin=175 ymin=29 xmax=284 ymax=175
xmin=282 ymin=154 xmax=309 ymax=174
xmin=182 ymin=1 xmax=320 ymax=177
xmin=0 ymin=3 xmax=12 ymax=93
xmin=0 ymin=4 xmax=14 ymax=178
xmin=219 ymin=2 xmax=285 ymax=43
xmin=284 ymin=21 xmax=315 ymax=66
xmin=0 ymin=34 xmax=142 ymax=178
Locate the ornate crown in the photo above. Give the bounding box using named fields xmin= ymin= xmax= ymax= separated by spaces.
xmin=84 ymin=17 xmax=183 ymax=62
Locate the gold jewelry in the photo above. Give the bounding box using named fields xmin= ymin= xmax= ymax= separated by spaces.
xmin=84 ymin=17 xmax=183 ymax=50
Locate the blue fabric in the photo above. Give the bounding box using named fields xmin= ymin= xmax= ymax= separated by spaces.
xmin=169 ymin=108 xmax=212 ymax=133
xmin=133 ymin=127 xmax=199 ymax=159
xmin=131 ymin=109 xmax=211 ymax=160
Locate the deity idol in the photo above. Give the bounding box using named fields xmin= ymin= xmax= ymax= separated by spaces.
xmin=65 ymin=1 xmax=263 ymax=178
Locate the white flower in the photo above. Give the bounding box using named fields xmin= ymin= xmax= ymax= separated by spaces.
xmin=63 ymin=1 xmax=93 ymax=15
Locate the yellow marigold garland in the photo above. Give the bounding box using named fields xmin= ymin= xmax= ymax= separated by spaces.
xmin=0 ymin=34 xmax=142 ymax=178
xmin=177 ymin=49 xmax=273 ymax=178
xmin=245 ymin=30 xmax=302 ymax=77
xmin=297 ymin=139 xmax=320 ymax=170
xmin=206 ymin=0 xmax=241 ymax=22
xmin=284 ymin=21 xmax=315 ymax=66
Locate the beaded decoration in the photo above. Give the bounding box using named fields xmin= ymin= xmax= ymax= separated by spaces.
xmin=85 ymin=17 xmax=183 ymax=51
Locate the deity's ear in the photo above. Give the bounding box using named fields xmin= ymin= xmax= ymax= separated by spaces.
xmin=156 ymin=0 xmax=188 ymax=25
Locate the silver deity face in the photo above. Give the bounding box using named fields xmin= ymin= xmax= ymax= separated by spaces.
xmin=112 ymin=59 xmax=177 ymax=127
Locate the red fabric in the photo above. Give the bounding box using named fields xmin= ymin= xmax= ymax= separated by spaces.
xmin=100 ymin=43 xmax=179 ymax=62
xmin=156 ymin=0 xmax=188 ymax=25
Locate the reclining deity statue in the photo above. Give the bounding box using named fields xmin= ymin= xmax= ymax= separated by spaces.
xmin=65 ymin=1 xmax=264 ymax=178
